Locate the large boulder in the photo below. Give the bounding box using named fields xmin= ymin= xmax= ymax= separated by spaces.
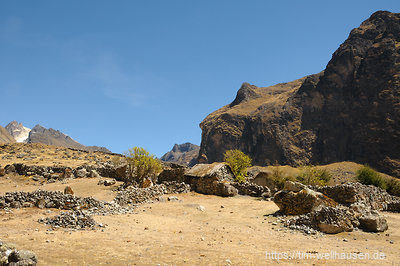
xmin=185 ymin=163 xmax=238 ymax=197
xmin=157 ymin=163 xmax=188 ymax=183
xmin=358 ymin=213 xmax=388 ymax=232
xmin=7 ymin=249 xmax=37 ymax=265
xmin=246 ymin=167 xmax=277 ymax=193
xmin=114 ymin=164 xmax=128 ymax=181
xmin=273 ymin=181 xmax=337 ymax=215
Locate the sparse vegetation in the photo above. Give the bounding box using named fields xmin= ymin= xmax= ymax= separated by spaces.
xmin=270 ymin=167 xmax=296 ymax=190
xmin=224 ymin=149 xmax=252 ymax=183
xmin=356 ymin=165 xmax=387 ymax=190
xmin=355 ymin=165 xmax=400 ymax=197
xmin=386 ymin=178 xmax=400 ymax=197
xmin=269 ymin=166 xmax=331 ymax=188
xmin=296 ymin=166 xmax=331 ymax=186
xmin=124 ymin=147 xmax=162 ymax=186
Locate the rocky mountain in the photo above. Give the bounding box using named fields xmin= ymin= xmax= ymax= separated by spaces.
xmin=161 ymin=143 xmax=200 ymax=166
xmin=5 ymin=121 xmax=31 ymax=143
xmin=27 ymin=124 xmax=111 ymax=153
xmin=198 ymin=11 xmax=400 ymax=178
xmin=0 ymin=126 xmax=15 ymax=144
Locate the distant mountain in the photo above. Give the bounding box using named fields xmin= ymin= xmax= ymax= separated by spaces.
xmin=161 ymin=143 xmax=199 ymax=166
xmin=26 ymin=124 xmax=111 ymax=153
xmin=5 ymin=121 xmax=31 ymax=143
xmin=0 ymin=126 xmax=15 ymax=144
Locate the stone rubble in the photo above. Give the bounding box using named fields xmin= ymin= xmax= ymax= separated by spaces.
xmin=275 ymin=181 xmax=400 ymax=234
xmin=0 ymin=181 xmax=191 ymax=231
xmin=38 ymin=210 xmax=98 ymax=230
xmin=0 ymin=240 xmax=37 ymax=266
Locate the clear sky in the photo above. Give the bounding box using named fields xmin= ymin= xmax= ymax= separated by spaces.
xmin=1 ymin=1 xmax=399 ymax=157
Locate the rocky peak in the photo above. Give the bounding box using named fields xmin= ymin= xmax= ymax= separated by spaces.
xmin=230 ymin=82 xmax=259 ymax=107
xmin=161 ymin=143 xmax=200 ymax=167
xmin=5 ymin=121 xmax=31 ymax=143
xmin=171 ymin=142 xmax=199 ymax=153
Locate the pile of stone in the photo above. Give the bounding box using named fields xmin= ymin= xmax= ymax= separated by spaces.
xmin=2 ymin=162 xmax=126 ymax=181
xmin=273 ymin=181 xmax=400 ymax=234
xmin=114 ymin=182 xmax=190 ymax=206
xmin=232 ymin=181 xmax=271 ymax=198
xmin=0 ymin=190 xmax=105 ymax=211
xmin=162 ymin=181 xmax=191 ymax=194
xmin=0 ymin=240 xmax=37 ymax=266
xmin=38 ymin=210 xmax=98 ymax=230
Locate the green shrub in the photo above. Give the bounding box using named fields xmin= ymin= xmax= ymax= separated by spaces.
xmin=224 ymin=149 xmax=252 ymax=183
xmin=386 ymin=178 xmax=400 ymax=197
xmin=124 ymin=147 xmax=162 ymax=186
xmin=356 ymin=165 xmax=387 ymax=190
xmin=270 ymin=167 xmax=296 ymax=190
xmin=296 ymin=166 xmax=331 ymax=186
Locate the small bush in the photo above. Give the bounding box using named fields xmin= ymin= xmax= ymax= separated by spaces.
xmin=356 ymin=165 xmax=387 ymax=190
xmin=124 ymin=147 xmax=162 ymax=186
xmin=296 ymin=166 xmax=331 ymax=186
xmin=224 ymin=149 xmax=252 ymax=183
xmin=270 ymin=167 xmax=296 ymax=190
xmin=386 ymin=178 xmax=400 ymax=197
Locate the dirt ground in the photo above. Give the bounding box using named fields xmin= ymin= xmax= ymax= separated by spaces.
xmin=1 ymin=176 xmax=400 ymax=265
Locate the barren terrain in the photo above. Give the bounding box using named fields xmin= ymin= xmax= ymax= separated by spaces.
xmin=1 ymin=176 xmax=400 ymax=265
xmin=1 ymin=143 xmax=400 ymax=265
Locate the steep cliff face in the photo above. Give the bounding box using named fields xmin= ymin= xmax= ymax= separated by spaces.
xmin=198 ymin=11 xmax=400 ymax=178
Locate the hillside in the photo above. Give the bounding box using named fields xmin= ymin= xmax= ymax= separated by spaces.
xmin=198 ymin=11 xmax=400 ymax=178
xmin=0 ymin=126 xmax=15 ymax=144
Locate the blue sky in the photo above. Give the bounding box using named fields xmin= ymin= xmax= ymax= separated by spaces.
xmin=1 ymin=1 xmax=399 ymax=156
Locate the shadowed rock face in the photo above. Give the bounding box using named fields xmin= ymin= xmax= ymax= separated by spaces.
xmin=198 ymin=11 xmax=400 ymax=178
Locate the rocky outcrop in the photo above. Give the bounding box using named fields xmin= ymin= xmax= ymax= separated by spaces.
xmin=198 ymin=11 xmax=400 ymax=178
xmin=273 ymin=181 xmax=337 ymax=215
xmin=0 ymin=126 xmax=15 ymax=144
xmin=277 ymin=181 xmax=400 ymax=234
xmin=0 ymin=240 xmax=37 ymax=266
xmin=161 ymin=143 xmax=200 ymax=166
xmin=185 ymin=163 xmax=238 ymax=197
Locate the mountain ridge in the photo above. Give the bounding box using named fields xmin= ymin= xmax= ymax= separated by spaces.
xmin=198 ymin=10 xmax=400 ymax=178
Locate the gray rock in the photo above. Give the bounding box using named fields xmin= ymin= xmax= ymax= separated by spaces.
xmin=168 ymin=196 xmax=179 ymax=202
xmin=283 ymin=181 xmax=307 ymax=192
xmin=273 ymin=185 xmax=337 ymax=215
xmin=359 ymin=214 xmax=388 ymax=232
xmin=8 ymin=250 xmax=37 ymax=265
xmin=89 ymin=170 xmax=99 ymax=178
xmin=75 ymin=168 xmax=87 ymax=178
xmin=103 ymin=179 xmax=116 ymax=186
